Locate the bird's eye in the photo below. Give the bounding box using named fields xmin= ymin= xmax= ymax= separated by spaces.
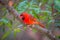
xmin=20 ymin=14 xmax=23 ymax=16
xmin=20 ymin=14 xmax=25 ymax=20
xmin=22 ymin=17 xmax=25 ymax=20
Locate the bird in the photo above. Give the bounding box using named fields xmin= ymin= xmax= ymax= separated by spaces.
xmin=19 ymin=12 xmax=45 ymax=28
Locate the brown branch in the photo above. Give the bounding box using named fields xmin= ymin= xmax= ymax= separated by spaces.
xmin=33 ymin=26 xmax=57 ymax=40
xmin=5 ymin=6 xmax=57 ymax=40
xmin=51 ymin=0 xmax=56 ymax=37
xmin=0 ymin=1 xmax=59 ymax=40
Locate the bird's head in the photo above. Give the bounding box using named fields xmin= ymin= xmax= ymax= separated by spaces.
xmin=20 ymin=12 xmax=29 ymax=21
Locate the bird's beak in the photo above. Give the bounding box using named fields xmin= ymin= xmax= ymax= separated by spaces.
xmin=20 ymin=16 xmax=23 ymax=19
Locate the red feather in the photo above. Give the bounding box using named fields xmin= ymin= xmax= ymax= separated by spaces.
xmin=20 ymin=12 xmax=45 ymax=28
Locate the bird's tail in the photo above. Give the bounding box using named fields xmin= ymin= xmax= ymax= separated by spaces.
xmin=36 ymin=22 xmax=45 ymax=28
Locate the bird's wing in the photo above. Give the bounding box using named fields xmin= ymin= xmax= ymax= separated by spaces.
xmin=29 ymin=14 xmax=37 ymax=22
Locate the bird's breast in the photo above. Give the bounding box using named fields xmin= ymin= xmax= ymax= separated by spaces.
xmin=23 ymin=18 xmax=35 ymax=25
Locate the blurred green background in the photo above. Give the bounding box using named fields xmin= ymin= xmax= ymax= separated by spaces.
xmin=0 ymin=0 xmax=60 ymax=40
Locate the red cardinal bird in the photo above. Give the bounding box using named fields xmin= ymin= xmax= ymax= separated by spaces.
xmin=20 ymin=12 xmax=45 ymax=28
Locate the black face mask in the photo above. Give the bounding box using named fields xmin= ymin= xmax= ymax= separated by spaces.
xmin=20 ymin=14 xmax=25 ymax=21
xmin=22 ymin=16 xmax=25 ymax=20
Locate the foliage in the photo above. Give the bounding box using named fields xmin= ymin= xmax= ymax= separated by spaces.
xmin=16 ymin=0 xmax=53 ymax=28
xmin=1 ymin=30 xmax=11 ymax=40
xmin=0 ymin=0 xmax=60 ymax=40
xmin=0 ymin=18 xmax=21 ymax=39
xmin=54 ymin=0 xmax=60 ymax=12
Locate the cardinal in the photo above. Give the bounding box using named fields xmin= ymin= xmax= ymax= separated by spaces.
xmin=19 ymin=12 xmax=45 ymax=28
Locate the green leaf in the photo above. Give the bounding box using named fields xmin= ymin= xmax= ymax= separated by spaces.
xmin=2 ymin=8 xmax=6 ymax=11
xmin=16 ymin=1 xmax=28 ymax=13
xmin=32 ymin=28 xmax=37 ymax=33
xmin=1 ymin=18 xmax=9 ymax=24
xmin=54 ymin=0 xmax=60 ymax=12
xmin=0 ymin=18 xmax=12 ymax=29
xmin=56 ymin=35 xmax=60 ymax=39
xmin=32 ymin=10 xmax=40 ymax=19
xmin=14 ymin=30 xmax=17 ymax=38
xmin=48 ymin=20 xmax=53 ymax=24
xmin=14 ymin=28 xmax=21 ymax=37
xmin=16 ymin=0 xmax=40 ymax=14
xmin=7 ymin=23 xmax=12 ymax=29
xmin=1 ymin=30 xmax=11 ymax=40
xmin=24 ymin=27 xmax=27 ymax=30
xmin=58 ymin=36 xmax=60 ymax=39
xmin=14 ymin=28 xmax=21 ymax=33
xmin=0 ymin=22 xmax=3 ymax=26
xmin=7 ymin=20 xmax=12 ymax=29
xmin=47 ymin=0 xmax=53 ymax=5
xmin=42 ymin=0 xmax=48 ymax=4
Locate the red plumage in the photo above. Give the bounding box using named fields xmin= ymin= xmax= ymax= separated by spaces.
xmin=20 ymin=12 xmax=45 ymax=28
